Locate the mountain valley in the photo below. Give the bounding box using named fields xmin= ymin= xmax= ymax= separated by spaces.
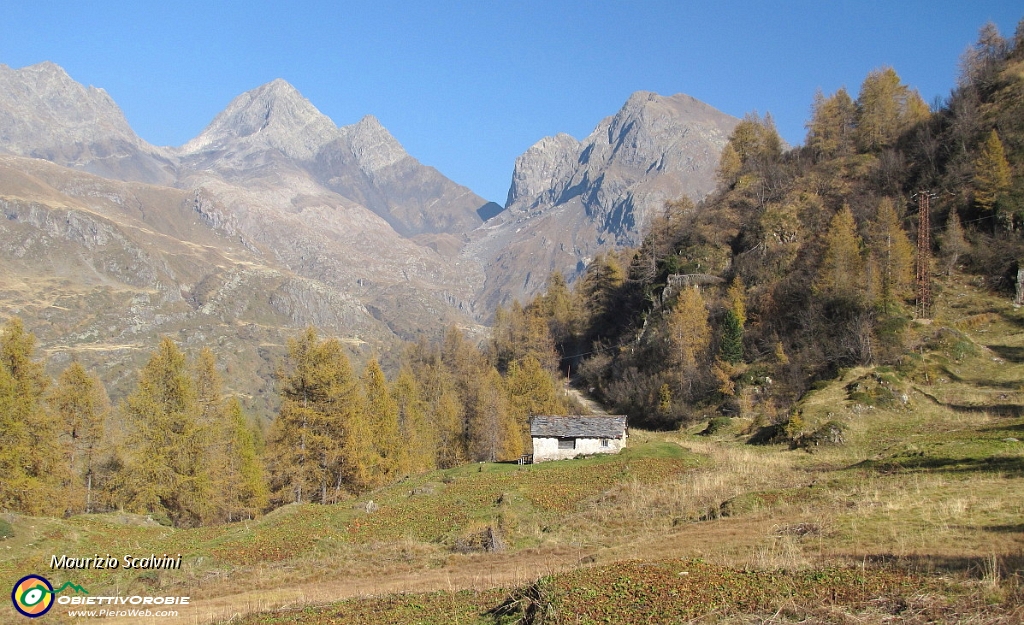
xmin=0 ymin=61 xmax=735 ymax=413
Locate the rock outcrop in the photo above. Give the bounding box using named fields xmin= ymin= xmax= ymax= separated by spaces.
xmin=0 ymin=62 xmax=177 ymax=184
xmin=179 ymin=80 xmax=486 ymax=237
xmin=0 ymin=63 xmax=742 ymax=414
xmin=469 ymin=91 xmax=739 ymax=311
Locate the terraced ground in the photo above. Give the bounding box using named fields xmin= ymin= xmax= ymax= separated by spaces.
xmin=2 ymin=276 xmax=1022 ymax=624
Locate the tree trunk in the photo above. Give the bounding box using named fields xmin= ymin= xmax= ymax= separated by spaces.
xmin=1015 ymin=265 xmax=1024 ymax=306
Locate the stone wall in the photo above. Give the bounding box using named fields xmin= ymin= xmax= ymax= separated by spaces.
xmin=532 ymin=436 xmax=625 ymax=462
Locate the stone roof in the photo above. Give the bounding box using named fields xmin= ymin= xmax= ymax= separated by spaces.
xmin=530 ymin=415 xmax=627 ymax=439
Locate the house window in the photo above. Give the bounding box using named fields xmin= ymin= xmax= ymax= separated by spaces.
xmin=601 ymin=438 xmax=609 ymax=448
xmin=558 ymin=438 xmax=576 ymax=450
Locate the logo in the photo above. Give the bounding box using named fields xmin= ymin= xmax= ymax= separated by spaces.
xmin=10 ymin=576 xmax=88 ymax=618
xmin=11 ymin=574 xmax=54 ymax=618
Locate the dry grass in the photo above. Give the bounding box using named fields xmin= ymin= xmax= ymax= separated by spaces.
xmin=12 ymin=276 xmax=1024 ymax=624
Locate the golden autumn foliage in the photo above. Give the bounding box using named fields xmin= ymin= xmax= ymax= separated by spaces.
xmin=667 ymin=286 xmax=711 ymax=374
xmin=854 ymin=67 xmax=930 ymax=152
xmin=0 ymin=318 xmax=65 ymax=516
xmin=867 ymin=197 xmax=916 ymax=313
xmin=48 ymin=361 xmax=108 ymax=514
xmin=118 ymin=338 xmax=210 ymax=526
xmin=813 ymin=206 xmax=865 ymax=301
xmin=973 ymin=129 xmax=1012 ymax=214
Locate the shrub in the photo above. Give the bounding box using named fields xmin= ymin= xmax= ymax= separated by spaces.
xmin=700 ymin=417 xmax=734 ymax=437
xmin=747 ymin=423 xmax=788 ymax=446
xmin=800 ymin=421 xmax=847 ymax=448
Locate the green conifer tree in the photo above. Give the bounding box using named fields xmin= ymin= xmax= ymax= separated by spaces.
xmin=719 ymin=309 xmax=744 ymax=364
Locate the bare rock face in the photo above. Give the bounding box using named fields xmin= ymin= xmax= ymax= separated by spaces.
xmin=507 ymin=92 xmax=737 ymax=243
xmin=0 ymin=62 xmax=177 ymax=184
xmin=469 ymin=91 xmax=739 ymax=311
xmin=180 ymin=81 xmax=486 ymax=237
xmin=0 ymin=65 xmax=491 ymax=420
xmin=180 ymin=79 xmax=341 ymax=164
xmin=0 ymin=63 xmax=742 ymax=411
xmin=505 ymin=133 xmax=582 ymax=209
xmin=344 ymin=114 xmax=408 ymax=175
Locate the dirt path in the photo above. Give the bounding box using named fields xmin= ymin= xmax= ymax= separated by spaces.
xmin=100 ymin=547 xmax=594 ymax=625
xmin=101 ymin=391 xmax=627 ymax=624
xmin=565 ymin=384 xmax=611 ymax=415
xmin=98 ymin=515 xmax=779 ymax=625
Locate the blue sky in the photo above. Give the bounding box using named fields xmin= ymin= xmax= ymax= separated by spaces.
xmin=2 ymin=1 xmax=1021 ymax=204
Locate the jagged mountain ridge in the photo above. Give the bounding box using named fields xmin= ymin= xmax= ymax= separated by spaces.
xmin=0 ymin=62 xmax=177 ymax=184
xmin=0 ymin=61 xmax=737 ymax=412
xmin=0 ymin=63 xmax=488 ymax=237
xmin=177 ymin=78 xmax=486 ymax=237
xmin=0 ymin=63 xmax=492 ymax=418
xmin=469 ymin=91 xmax=739 ymax=311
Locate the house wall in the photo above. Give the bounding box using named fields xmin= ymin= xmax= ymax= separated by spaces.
xmin=531 ymin=436 xmax=625 ymax=462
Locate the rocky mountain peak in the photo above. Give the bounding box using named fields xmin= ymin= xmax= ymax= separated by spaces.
xmin=181 ymin=78 xmax=339 ymax=161
xmin=343 ymin=114 xmax=408 ymax=174
xmin=0 ymin=62 xmax=178 ymax=183
xmin=474 ymin=90 xmax=740 ymax=311
xmin=505 ymin=133 xmax=582 ymax=210
xmin=0 ymin=61 xmax=139 ymax=152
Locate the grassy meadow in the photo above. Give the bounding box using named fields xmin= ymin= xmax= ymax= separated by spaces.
xmin=2 ymin=277 xmax=1023 ymax=624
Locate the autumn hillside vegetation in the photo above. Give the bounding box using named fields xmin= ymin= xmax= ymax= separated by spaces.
xmin=0 ymin=308 xmax=576 ymax=526
xmin=5 ymin=267 xmax=1018 ymax=624
xmin=2 ymin=19 xmax=1024 ymax=625
xmin=516 ymin=20 xmax=1024 ymax=433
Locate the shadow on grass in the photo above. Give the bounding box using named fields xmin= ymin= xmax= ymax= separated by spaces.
xmin=961 ymin=379 xmax=1022 ymax=390
xmin=987 ymin=344 xmax=1024 ymax=363
xmin=859 ymin=553 xmax=1024 ymax=578
xmin=981 ymin=524 xmax=1024 ymax=534
xmin=943 ymin=403 xmax=1024 ymax=417
xmin=854 ymin=455 xmax=1024 ymax=476
xmin=999 ymin=311 xmax=1024 ymax=329
xmin=918 ymin=389 xmax=1024 ymax=417
xmin=980 ymin=422 xmax=1024 ymax=434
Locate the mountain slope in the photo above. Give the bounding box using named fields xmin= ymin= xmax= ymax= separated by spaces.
xmin=467 ymin=91 xmax=739 ymax=311
xmin=179 ymin=80 xmax=487 ymax=237
xmin=0 ymin=66 xmax=497 ymax=415
xmin=0 ymin=63 xmax=740 ymax=393
xmin=0 ymin=154 xmax=400 ymax=415
xmin=0 ymin=62 xmax=177 ymax=184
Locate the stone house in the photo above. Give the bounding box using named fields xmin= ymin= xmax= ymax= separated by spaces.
xmin=529 ymin=415 xmax=627 ymax=462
